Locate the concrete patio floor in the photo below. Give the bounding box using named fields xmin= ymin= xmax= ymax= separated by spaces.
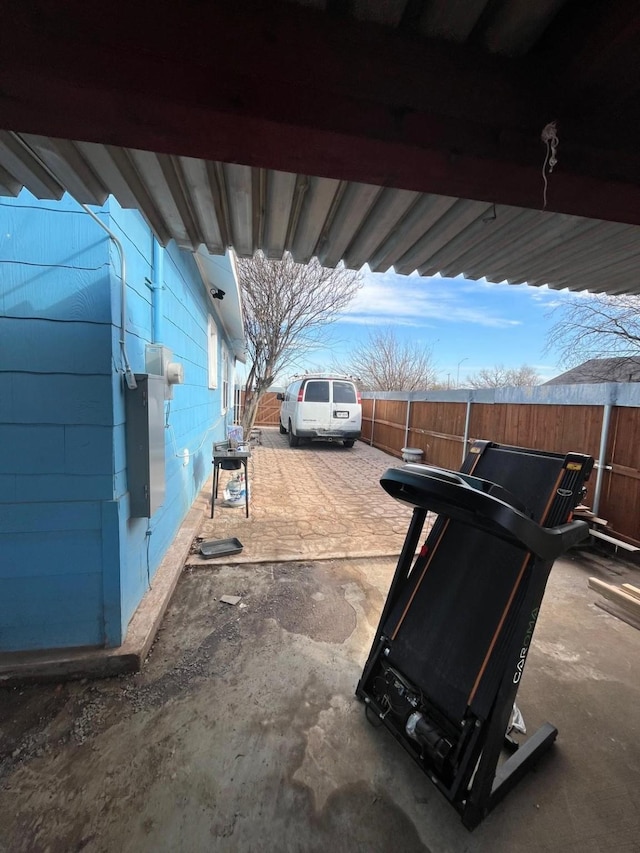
xmin=1 ymin=432 xmax=640 ymax=852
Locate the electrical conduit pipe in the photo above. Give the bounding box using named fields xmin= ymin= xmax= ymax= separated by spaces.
xmin=80 ymin=203 xmax=137 ymax=390
xmin=151 ymin=237 xmax=163 ymax=344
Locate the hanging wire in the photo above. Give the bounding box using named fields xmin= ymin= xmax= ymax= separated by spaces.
xmin=541 ymin=121 xmax=559 ymax=209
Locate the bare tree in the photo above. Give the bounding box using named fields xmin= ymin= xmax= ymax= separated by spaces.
xmin=339 ymin=327 xmax=439 ymax=391
xmin=465 ymin=364 xmax=540 ymax=388
xmin=237 ymin=252 xmax=361 ymax=432
xmin=546 ymin=293 xmax=640 ymax=366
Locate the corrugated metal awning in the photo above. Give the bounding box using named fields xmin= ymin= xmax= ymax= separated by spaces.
xmin=2 ymin=130 xmax=639 ymax=295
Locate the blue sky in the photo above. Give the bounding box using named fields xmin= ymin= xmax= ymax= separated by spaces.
xmin=288 ymin=267 xmax=575 ymax=385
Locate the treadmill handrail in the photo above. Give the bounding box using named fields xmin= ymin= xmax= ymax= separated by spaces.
xmin=380 ymin=465 xmax=588 ymax=560
xmin=403 ymin=464 xmax=531 ymax=514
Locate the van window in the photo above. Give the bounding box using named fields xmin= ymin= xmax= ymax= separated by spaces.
xmin=333 ymin=381 xmax=357 ymax=404
xmin=304 ymin=381 xmax=330 ymax=402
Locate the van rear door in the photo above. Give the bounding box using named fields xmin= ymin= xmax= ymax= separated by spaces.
xmin=331 ymin=380 xmax=361 ymax=430
xmin=301 ymin=380 xmax=331 ymax=432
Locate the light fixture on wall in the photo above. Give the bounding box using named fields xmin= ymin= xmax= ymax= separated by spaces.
xmin=210 ymin=287 xmax=225 ymax=300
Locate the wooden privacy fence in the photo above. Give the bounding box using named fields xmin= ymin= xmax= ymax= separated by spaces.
xmin=361 ymin=385 xmax=640 ymax=546
xmin=249 ymin=384 xmax=640 ymax=544
xmin=243 ymin=391 xmax=281 ymax=426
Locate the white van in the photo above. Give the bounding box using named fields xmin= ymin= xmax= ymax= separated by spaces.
xmin=277 ymin=375 xmax=362 ymax=448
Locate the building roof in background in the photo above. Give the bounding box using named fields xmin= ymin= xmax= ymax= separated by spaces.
xmin=543 ymin=357 xmax=640 ymax=385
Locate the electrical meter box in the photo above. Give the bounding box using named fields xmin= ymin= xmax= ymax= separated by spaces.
xmin=146 ymin=344 xmax=184 ymax=400
xmin=125 ymin=373 xmax=166 ymax=517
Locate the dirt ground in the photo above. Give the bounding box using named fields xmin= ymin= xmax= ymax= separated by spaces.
xmin=1 ymin=546 xmax=640 ymax=853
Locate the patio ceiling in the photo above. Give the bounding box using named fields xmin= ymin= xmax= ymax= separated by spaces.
xmin=1 ymin=1 xmax=640 ymax=294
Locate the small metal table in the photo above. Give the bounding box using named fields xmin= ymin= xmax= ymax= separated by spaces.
xmin=211 ymin=449 xmax=251 ymax=518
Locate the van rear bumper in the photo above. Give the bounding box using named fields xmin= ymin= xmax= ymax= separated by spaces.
xmin=296 ymin=429 xmax=361 ymax=440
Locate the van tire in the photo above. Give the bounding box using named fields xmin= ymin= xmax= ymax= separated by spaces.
xmin=343 ymin=440 xmax=355 ymax=448
xmin=279 ymin=421 xmax=287 ymax=434
xmin=288 ymin=422 xmax=300 ymax=447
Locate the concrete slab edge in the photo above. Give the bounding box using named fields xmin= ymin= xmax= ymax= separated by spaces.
xmin=185 ymin=549 xmax=404 ymax=567
xmin=0 ymin=492 xmax=207 ymax=687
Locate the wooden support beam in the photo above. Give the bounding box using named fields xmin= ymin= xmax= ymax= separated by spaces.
xmin=537 ymin=0 xmax=640 ymax=121
xmin=621 ymin=583 xmax=640 ymax=601
xmin=588 ymin=577 xmax=640 ymax=611
xmin=1 ymin=1 xmax=640 ymax=224
xmin=589 ymin=530 xmax=640 ymax=552
xmin=595 ymin=601 xmax=640 ymax=632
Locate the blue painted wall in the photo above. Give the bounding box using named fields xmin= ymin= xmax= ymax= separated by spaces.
xmin=105 ymin=198 xmax=234 ymax=638
xmin=0 ymin=191 xmax=236 ymax=651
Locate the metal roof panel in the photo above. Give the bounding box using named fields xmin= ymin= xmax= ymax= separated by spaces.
xmin=0 ymin=132 xmax=63 ymax=200
xmin=289 ymin=175 xmax=341 ymax=262
xmin=223 ymin=163 xmax=254 ymax=257
xmin=2 ymin=132 xmax=640 ymax=296
xmin=343 ymin=187 xmax=419 ymax=269
xmin=263 ymin=169 xmax=298 ymax=259
xmin=178 ymin=156 xmax=225 ymax=254
xmin=20 ymin=135 xmax=108 ymax=206
xmin=316 ymin=181 xmax=381 ymax=267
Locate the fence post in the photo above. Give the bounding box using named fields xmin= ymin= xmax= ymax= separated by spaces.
xmin=593 ymin=403 xmax=613 ymax=516
xmin=404 ymin=396 xmax=411 ymax=448
xmin=370 ymin=396 xmax=376 ymax=447
xmin=462 ymin=395 xmax=472 ymax=463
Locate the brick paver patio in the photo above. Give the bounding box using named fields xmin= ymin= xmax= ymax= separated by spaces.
xmin=187 ymin=429 xmax=416 ymax=565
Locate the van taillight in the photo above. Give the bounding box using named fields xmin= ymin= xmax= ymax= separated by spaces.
xmin=356 ymin=390 xmax=362 ymax=404
xmin=297 ymin=386 xmax=304 ymax=402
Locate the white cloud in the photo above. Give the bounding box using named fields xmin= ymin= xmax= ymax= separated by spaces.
xmin=340 ymin=271 xmax=522 ymax=329
xmin=334 ymin=314 xmax=430 ymax=328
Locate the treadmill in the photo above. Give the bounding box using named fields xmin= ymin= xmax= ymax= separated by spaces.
xmin=356 ymin=440 xmax=594 ymax=829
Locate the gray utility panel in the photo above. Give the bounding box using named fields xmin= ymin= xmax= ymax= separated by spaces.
xmin=125 ymin=374 xmax=166 ymax=518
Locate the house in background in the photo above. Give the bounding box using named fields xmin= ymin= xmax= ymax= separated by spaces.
xmin=0 ymin=190 xmax=245 ymax=653
xmin=544 ymin=357 xmax=640 ymax=385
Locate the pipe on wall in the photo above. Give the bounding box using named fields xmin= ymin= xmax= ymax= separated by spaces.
xmin=151 ymin=238 xmax=164 ymax=344
xmin=80 ymin=203 xmax=137 ymax=390
xmin=13 ymin=135 xmax=137 ymax=389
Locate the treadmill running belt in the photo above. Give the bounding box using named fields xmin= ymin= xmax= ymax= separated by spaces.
xmin=383 ymin=447 xmax=567 ymax=723
xmin=469 ymin=446 xmax=564 ymax=522
xmin=384 ymin=521 xmax=531 ymax=722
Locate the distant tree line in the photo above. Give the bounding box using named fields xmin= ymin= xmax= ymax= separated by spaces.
xmin=464 ymin=364 xmax=541 ymax=388
xmin=333 ymin=328 xmax=540 ymax=390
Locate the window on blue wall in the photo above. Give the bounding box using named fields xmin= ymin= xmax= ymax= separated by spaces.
xmin=221 ymin=346 xmax=229 ymax=412
xmin=208 ymin=317 xmax=218 ymax=389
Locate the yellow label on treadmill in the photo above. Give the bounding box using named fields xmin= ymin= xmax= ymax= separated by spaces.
xmin=470 ymin=446 xmax=481 ymax=453
xmin=566 ymin=462 xmax=582 ymax=471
